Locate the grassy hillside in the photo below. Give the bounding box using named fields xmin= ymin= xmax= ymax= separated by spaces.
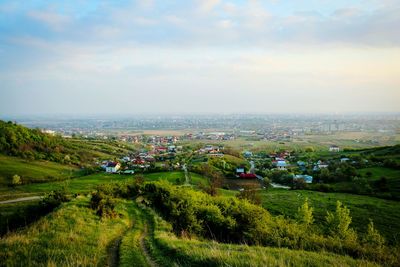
xmin=152 ymin=219 xmax=378 ymax=267
xmin=0 ymin=197 xmax=380 ymax=267
xmin=0 ymin=197 xmax=135 ymax=266
xmin=261 ymin=189 xmax=400 ymax=244
xmin=0 ymin=154 xmax=82 ymax=186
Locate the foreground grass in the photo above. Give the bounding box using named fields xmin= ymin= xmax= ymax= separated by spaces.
xmin=119 ymin=204 xmax=149 ymax=267
xmin=0 ymin=155 xmax=81 ymax=186
xmin=261 ymin=189 xmax=400 ymax=244
xmin=0 ymin=197 xmax=135 ymax=266
xmin=148 ymin=209 xmax=379 ymax=267
xmin=0 ymin=200 xmax=44 ymax=236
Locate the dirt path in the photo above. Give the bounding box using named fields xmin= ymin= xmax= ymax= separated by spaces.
xmin=140 ymin=223 xmax=158 ymax=267
xmin=107 ymin=236 xmax=123 ymax=267
xmin=0 ymin=196 xmax=41 ymax=204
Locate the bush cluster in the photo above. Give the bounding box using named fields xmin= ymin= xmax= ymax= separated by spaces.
xmin=141 ymin=181 xmax=397 ymax=265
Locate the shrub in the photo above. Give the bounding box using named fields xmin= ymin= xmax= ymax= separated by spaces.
xmin=11 ymin=174 xmax=22 ymax=186
xmin=90 ymin=190 xmax=117 ymax=218
xmin=363 ymin=219 xmax=385 ymax=249
xmin=325 ymin=201 xmax=357 ymax=242
xmin=296 ymin=198 xmax=314 ymax=226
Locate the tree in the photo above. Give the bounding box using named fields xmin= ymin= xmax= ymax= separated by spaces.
xmin=326 ymin=201 xmax=357 ymax=241
xmin=12 ymin=174 xmax=22 ymax=186
xmin=363 ymin=219 xmax=385 ymax=248
xmin=296 ymin=198 xmax=314 ymax=226
xmin=199 ymin=164 xmax=223 ymax=196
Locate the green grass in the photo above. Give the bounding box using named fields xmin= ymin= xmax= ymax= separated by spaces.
xmin=0 ymin=200 xmax=44 ymax=235
xmin=119 ymin=205 xmax=149 ymax=267
xmin=144 ymin=171 xmax=205 ymax=185
xmin=0 ymin=171 xmax=206 ymax=199
xmin=358 ymin=167 xmax=400 ymax=197
xmin=0 ymin=155 xmax=81 ymax=186
xmin=148 ymin=209 xmax=379 ymax=267
xmin=0 ymin=197 xmax=135 ymax=266
xmin=260 ymin=189 xmax=400 ymax=244
xmin=358 ymin=167 xmax=400 ymax=181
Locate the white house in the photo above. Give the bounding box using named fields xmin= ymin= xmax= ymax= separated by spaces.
xmin=106 ymin=162 xmax=121 ymax=173
xmin=276 ymin=160 xmax=287 ymax=170
xmin=329 ymin=145 xmax=340 ymax=152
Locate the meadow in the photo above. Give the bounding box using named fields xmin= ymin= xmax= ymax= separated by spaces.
xmin=0 ymin=155 xmax=81 ymax=187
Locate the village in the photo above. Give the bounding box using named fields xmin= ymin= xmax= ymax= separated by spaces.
xmin=98 ymin=138 xmax=358 ymax=191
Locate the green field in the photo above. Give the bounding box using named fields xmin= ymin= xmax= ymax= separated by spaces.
xmin=0 ymin=171 xmax=206 ymax=199
xmin=261 ymin=189 xmax=400 ymax=244
xmin=358 ymin=167 xmax=400 ymax=181
xmin=0 ymin=155 xmax=82 ymax=186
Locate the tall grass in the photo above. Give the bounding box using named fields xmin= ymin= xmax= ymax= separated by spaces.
xmin=0 ymin=197 xmax=134 ymax=266
xmin=147 ymin=208 xmax=379 ymax=267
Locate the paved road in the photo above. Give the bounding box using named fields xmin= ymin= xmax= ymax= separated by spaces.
xmin=0 ymin=196 xmax=42 ymax=204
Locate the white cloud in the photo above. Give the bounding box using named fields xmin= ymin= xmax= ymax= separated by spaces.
xmin=196 ymin=0 xmax=221 ymax=13
xmin=28 ymin=10 xmax=71 ymax=31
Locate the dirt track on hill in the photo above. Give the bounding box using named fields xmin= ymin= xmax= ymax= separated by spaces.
xmin=140 ymin=222 xmax=158 ymax=267
xmin=0 ymin=196 xmax=41 ymax=204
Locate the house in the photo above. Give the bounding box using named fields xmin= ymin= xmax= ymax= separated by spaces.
xmin=276 ymin=160 xmax=287 ymax=170
xmin=294 ymin=174 xmax=313 ymax=184
xmin=243 ymin=151 xmax=253 ymax=158
xmin=329 ymin=145 xmax=340 ymax=152
xmin=121 ymin=156 xmax=131 ymax=162
xmin=106 ymin=162 xmax=121 ymax=173
xmin=236 ymin=168 xmax=245 ymax=176
xmin=313 ymin=160 xmax=328 ymax=171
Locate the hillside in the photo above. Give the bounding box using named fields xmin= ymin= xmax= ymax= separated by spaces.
xmin=0 ymin=154 xmax=81 ymax=187
xmin=0 ymin=197 xmax=381 ymax=267
xmin=0 ymin=120 xmax=134 ymax=166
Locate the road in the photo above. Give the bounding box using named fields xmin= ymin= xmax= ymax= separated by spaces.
xmin=0 ymin=196 xmax=42 ymax=204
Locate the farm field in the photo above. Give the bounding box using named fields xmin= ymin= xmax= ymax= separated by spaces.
xmin=180 ymin=132 xmax=399 ymax=154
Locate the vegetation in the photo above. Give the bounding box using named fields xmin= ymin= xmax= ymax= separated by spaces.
xmin=0 ymin=197 xmax=135 ymax=266
xmin=140 ymin=181 xmax=397 ymax=264
xmin=261 ymin=189 xmax=400 ymax=244
xmin=0 ymin=154 xmax=82 ymax=186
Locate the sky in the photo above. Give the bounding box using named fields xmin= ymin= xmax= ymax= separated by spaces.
xmin=0 ymin=0 xmax=399 ymax=115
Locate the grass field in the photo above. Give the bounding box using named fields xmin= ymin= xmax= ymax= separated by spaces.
xmin=0 ymin=171 xmax=206 ymax=199
xmin=358 ymin=167 xmax=400 ymax=181
xmin=260 ymin=189 xmax=400 ymax=244
xmin=0 ymin=155 xmax=82 ymax=186
xmin=0 ymin=197 xmax=136 ymax=266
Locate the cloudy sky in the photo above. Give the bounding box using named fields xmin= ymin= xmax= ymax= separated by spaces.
xmin=0 ymin=0 xmax=399 ymax=115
